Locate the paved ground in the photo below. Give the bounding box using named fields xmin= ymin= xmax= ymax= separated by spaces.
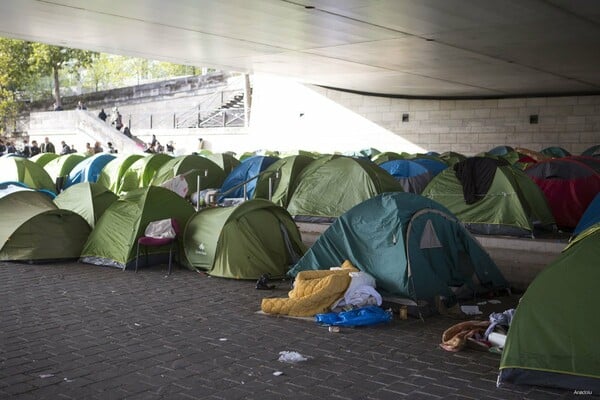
xmin=0 ymin=262 xmax=578 ymax=399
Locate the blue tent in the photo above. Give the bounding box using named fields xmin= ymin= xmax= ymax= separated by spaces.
xmin=573 ymin=193 xmax=600 ymax=237
xmin=488 ymin=145 xmax=514 ymax=156
xmin=65 ymin=153 xmax=116 ymax=189
xmin=380 ymin=160 xmax=432 ymax=194
xmin=411 ymin=158 xmax=447 ymax=177
xmin=0 ymin=181 xmax=56 ymax=200
xmin=219 ymin=156 xmax=278 ymax=201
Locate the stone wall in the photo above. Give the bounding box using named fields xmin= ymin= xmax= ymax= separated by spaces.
xmin=322 ymin=88 xmax=600 ymax=155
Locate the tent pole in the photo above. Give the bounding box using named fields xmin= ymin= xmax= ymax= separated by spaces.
xmin=196 ymin=175 xmax=200 ymax=212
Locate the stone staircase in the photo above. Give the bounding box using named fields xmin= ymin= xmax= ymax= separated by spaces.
xmin=28 ymin=110 xmax=145 ymax=154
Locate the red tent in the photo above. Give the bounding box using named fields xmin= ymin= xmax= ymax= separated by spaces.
xmin=525 ymin=157 xmax=600 ymax=229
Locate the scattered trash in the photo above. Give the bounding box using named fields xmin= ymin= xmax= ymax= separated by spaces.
xmin=398 ymin=306 xmax=408 ymax=320
xmin=134 ymin=323 xmax=141 ymax=327
xmin=328 ymin=326 xmax=340 ymax=333
xmin=63 ymin=377 xmax=74 ymax=383
xmin=488 ymin=332 xmax=507 ymax=348
xmin=461 ymin=305 xmax=483 ymax=315
xmin=278 ymin=351 xmax=308 ymax=363
xmin=39 ymin=374 xmax=54 ymax=379
xmin=273 ymin=371 xmax=284 ymax=376
xmin=256 ymin=273 xmax=275 ymax=290
xmin=219 ymin=338 xmax=228 ymax=342
xmin=488 ymin=299 xmax=501 ymax=304
xmin=477 ymin=301 xmax=487 ymax=306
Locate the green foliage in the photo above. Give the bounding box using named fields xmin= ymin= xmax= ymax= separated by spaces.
xmin=28 ymin=43 xmax=96 ymax=77
xmin=1 ymin=35 xmax=211 ymax=131
xmin=0 ymin=38 xmax=32 ymax=132
xmin=29 ymin=43 xmax=97 ymax=106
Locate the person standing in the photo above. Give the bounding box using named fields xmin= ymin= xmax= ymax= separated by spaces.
xmin=30 ymin=140 xmax=41 ymax=157
xmin=40 ymin=137 xmax=55 ymax=153
xmin=93 ymin=141 xmax=103 ymax=154
xmin=84 ymin=143 xmax=94 ymax=157
xmin=98 ymin=108 xmax=107 ymax=121
xmin=21 ymin=139 xmax=31 ymax=158
xmin=60 ymin=141 xmax=71 ymax=155
xmin=107 ymin=142 xmax=118 ymax=154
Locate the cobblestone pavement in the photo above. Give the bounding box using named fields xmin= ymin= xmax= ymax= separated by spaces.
xmin=0 ymin=262 xmax=577 ymax=399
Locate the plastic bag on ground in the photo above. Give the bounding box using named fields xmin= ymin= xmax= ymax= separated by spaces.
xmin=315 ymin=306 xmax=392 ymax=327
xmin=278 ymin=351 xmax=308 ymax=363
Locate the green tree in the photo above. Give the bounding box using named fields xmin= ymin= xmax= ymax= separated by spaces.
xmin=82 ymin=53 xmax=132 ymax=91
xmin=29 ymin=43 xmax=97 ymax=107
xmin=0 ymin=38 xmax=32 ymax=133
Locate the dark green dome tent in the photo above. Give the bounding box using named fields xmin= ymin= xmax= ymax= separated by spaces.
xmin=203 ymin=153 xmax=241 ymax=175
xmin=289 ymin=192 xmax=508 ymax=303
xmin=183 ymin=200 xmax=306 ymax=279
xmin=438 ymin=151 xmax=466 ymax=166
xmin=422 ymin=158 xmax=555 ymax=236
xmin=498 ymin=227 xmax=600 ymax=392
xmin=287 ymin=156 xmax=403 ymax=219
xmin=253 ymin=155 xmax=313 ymax=208
xmin=53 ymin=182 xmax=118 ymax=228
xmin=541 ymin=146 xmax=571 ymax=158
xmin=0 ymin=190 xmax=90 ymax=261
xmin=80 ymin=186 xmax=195 ymax=269
xmin=372 ymin=151 xmax=406 ymax=165
xmin=0 ymin=156 xmax=56 ymax=193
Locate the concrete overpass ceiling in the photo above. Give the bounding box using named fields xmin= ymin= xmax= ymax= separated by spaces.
xmin=1 ymin=0 xmax=600 ymax=97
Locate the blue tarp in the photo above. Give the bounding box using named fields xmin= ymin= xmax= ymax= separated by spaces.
xmin=411 ymin=158 xmax=448 ymax=176
xmin=380 ymin=160 xmax=428 ymax=178
xmin=219 ymin=156 xmax=278 ymax=201
xmin=65 ymin=153 xmax=116 ymax=189
xmin=315 ymin=306 xmax=392 ymax=327
xmin=0 ymin=181 xmax=56 ymax=199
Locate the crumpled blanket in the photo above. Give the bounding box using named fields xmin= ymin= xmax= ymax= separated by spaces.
xmin=484 ymin=308 xmax=515 ymax=339
xmin=440 ymin=320 xmax=491 ymax=352
xmin=261 ymin=260 xmax=358 ymax=317
xmin=331 ymin=271 xmax=382 ymax=309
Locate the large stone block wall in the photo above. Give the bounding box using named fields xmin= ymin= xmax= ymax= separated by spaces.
xmin=319 ymin=87 xmax=600 ymax=155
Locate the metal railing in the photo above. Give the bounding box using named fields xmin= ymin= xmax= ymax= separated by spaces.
xmin=198 ymin=109 xmax=245 ymax=128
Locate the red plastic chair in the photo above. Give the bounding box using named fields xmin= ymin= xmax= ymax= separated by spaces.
xmin=133 ymin=218 xmax=180 ymax=275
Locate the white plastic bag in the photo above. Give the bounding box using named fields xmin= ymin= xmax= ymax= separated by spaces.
xmin=144 ymin=219 xmax=176 ymax=239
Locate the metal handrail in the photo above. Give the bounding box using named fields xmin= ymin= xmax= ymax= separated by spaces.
xmin=176 ymin=75 xmax=245 ymax=128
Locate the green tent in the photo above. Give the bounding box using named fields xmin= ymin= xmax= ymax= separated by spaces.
xmin=372 ymin=152 xmax=407 ymax=165
xmin=439 ymin=151 xmax=466 ymax=166
xmin=289 ymin=192 xmax=508 ymax=303
xmin=121 ymin=153 xmax=172 ymax=190
xmin=53 ymin=182 xmax=118 ymax=228
xmin=287 ymin=156 xmax=403 ymax=219
xmin=498 ymin=228 xmax=600 ymax=392
xmin=253 ymin=155 xmax=313 ymax=208
xmin=43 ymin=154 xmax=85 ymax=184
xmin=0 ymin=157 xmax=56 ymax=193
xmin=422 ymin=162 xmax=555 ymax=236
xmin=203 ymin=153 xmax=240 ymax=175
xmin=151 ymin=155 xmax=226 ymax=195
xmin=97 ymin=154 xmax=145 ymax=194
xmin=183 ymin=199 xmax=306 ymax=279
xmin=80 ymin=186 xmax=195 ymax=269
xmin=0 ymin=190 xmax=90 ymax=261
xmin=30 ymin=152 xmax=60 ymax=167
